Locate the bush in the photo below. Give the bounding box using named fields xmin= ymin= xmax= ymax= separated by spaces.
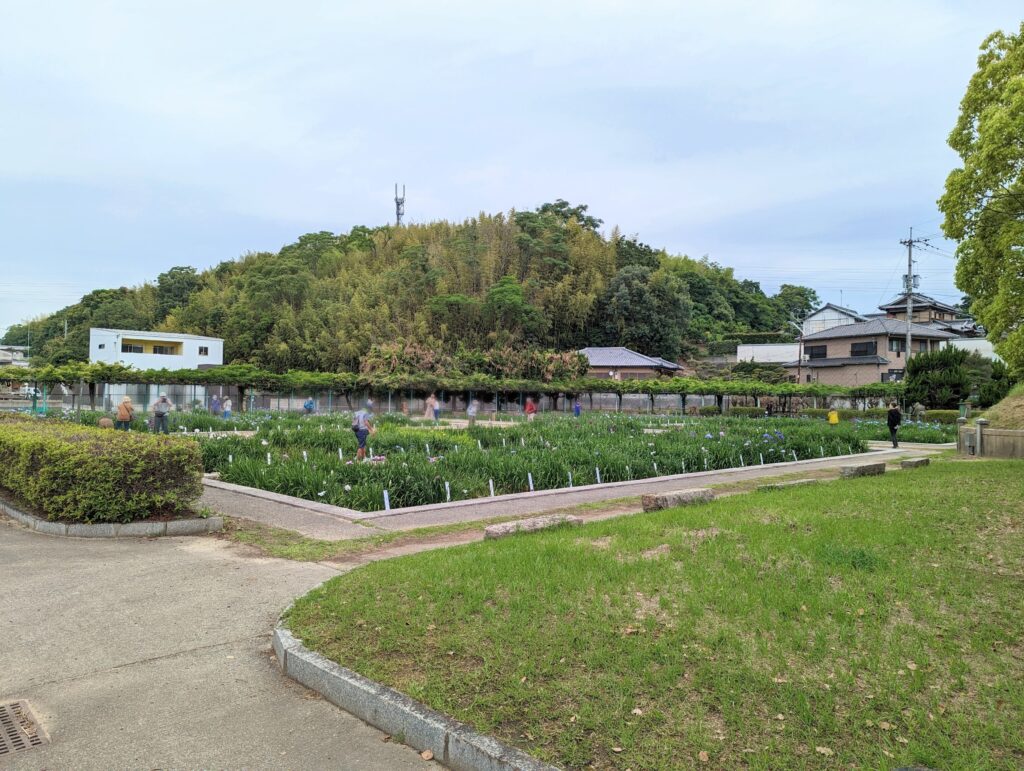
xmin=0 ymin=415 xmax=203 ymax=523
xmin=698 ymin=405 xmax=721 ymax=416
xmin=921 ymin=409 xmax=959 ymax=424
xmin=728 ymin=406 xmax=766 ymax=417
xmin=801 ymin=408 xmax=888 ymax=420
xmin=707 ymin=341 xmax=738 ymax=356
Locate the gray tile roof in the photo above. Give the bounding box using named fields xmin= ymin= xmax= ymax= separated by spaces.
xmin=879 ymin=293 xmax=961 ymax=315
xmin=808 ymin=303 xmax=868 ymax=321
xmin=801 ymin=319 xmax=957 ymax=341
xmin=783 ymin=355 xmax=890 ymax=368
xmin=578 ymin=347 xmax=680 ymax=369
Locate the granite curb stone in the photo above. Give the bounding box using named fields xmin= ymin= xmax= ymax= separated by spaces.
xmin=484 ymin=514 xmax=583 ymax=540
xmin=274 ymin=625 xmax=559 ymax=771
xmin=900 ymin=458 xmax=930 ymax=469
xmin=839 ymin=462 xmax=887 ymax=478
xmin=757 ymin=479 xmax=821 ymax=492
xmin=641 ymin=488 xmax=715 ymax=512
xmin=0 ymin=497 xmax=222 ymax=538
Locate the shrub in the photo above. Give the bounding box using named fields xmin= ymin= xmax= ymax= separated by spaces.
xmin=921 ymin=409 xmax=959 ymax=424
xmin=0 ymin=415 xmax=203 ymax=523
xmin=707 ymin=341 xmax=738 ymax=356
xmin=801 ymin=408 xmax=888 ymax=420
xmin=728 ymin=406 xmax=765 ymax=417
xmin=698 ymin=405 xmax=721 ymax=416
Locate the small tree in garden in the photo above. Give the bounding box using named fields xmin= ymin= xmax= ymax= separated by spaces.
xmin=905 ymin=348 xmax=971 ymax=409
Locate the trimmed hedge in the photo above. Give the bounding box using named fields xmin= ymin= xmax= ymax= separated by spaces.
xmin=727 ymin=406 xmax=767 ymax=417
xmin=800 ymin=408 xmax=889 ymax=420
xmin=0 ymin=416 xmax=203 ymax=523
xmin=922 ymin=409 xmax=959 ymax=424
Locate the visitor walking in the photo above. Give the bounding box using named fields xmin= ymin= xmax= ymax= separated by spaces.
xmin=467 ymin=399 xmax=479 ymax=428
xmin=573 ymin=398 xmax=581 ymax=418
xmin=210 ymin=394 xmax=221 ymax=417
xmin=525 ymin=397 xmax=537 ymax=422
xmin=352 ymin=400 xmax=375 ymax=461
xmin=222 ymin=397 xmax=232 ymax=420
xmin=887 ymin=402 xmax=902 ymax=448
xmin=303 ymin=396 xmax=315 ymax=415
xmin=424 ymin=393 xmax=438 ymax=421
xmin=151 ymin=393 xmax=174 ymax=434
xmin=115 ymin=396 xmax=134 ymax=431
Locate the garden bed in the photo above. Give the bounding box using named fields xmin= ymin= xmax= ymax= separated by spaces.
xmin=197 ymin=414 xmax=872 ymax=512
xmin=285 ymin=459 xmax=1024 ymax=769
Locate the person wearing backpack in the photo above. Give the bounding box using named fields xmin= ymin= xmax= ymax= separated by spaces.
xmin=352 ymin=400 xmax=375 ymax=461
xmin=151 ymin=393 xmax=174 ymax=434
xmin=115 ymin=396 xmax=135 ymax=431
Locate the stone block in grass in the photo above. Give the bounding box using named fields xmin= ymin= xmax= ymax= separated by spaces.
xmin=900 ymin=457 xmax=930 ymax=469
xmin=641 ymin=488 xmax=715 ymax=512
xmin=839 ymin=462 xmax=886 ymax=478
xmin=484 ymin=514 xmax=583 ymax=540
xmin=757 ymin=479 xmax=820 ymax=492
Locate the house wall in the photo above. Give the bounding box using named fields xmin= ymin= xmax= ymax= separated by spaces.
xmin=586 ymin=366 xmax=661 ymax=380
xmin=949 ymin=337 xmax=1001 ymax=361
xmin=89 ymin=329 xmax=223 ymax=370
xmin=736 ymin=343 xmax=800 ymax=363
xmin=795 ymin=362 xmax=889 ymax=387
xmin=802 ymin=308 xmax=860 ymax=336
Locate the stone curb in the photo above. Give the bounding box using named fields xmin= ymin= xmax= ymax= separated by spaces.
xmin=273 ymin=625 xmax=559 ymax=771
xmin=484 ymin=514 xmax=583 ymax=540
xmin=756 ymin=479 xmax=820 ymax=492
xmin=0 ymin=498 xmax=222 ymax=538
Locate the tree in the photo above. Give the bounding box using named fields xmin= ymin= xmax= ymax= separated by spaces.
xmin=773 ymin=284 xmax=820 ymax=320
xmin=905 ymin=347 xmax=971 ymax=409
xmin=939 ymin=22 xmax=1024 ymax=374
xmin=156 ymin=266 xmax=201 ymax=321
xmin=592 ymin=265 xmax=691 ymax=360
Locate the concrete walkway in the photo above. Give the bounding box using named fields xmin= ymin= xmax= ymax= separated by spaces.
xmin=0 ymin=522 xmax=425 ymax=770
xmin=201 ymin=445 xmax=950 ymax=539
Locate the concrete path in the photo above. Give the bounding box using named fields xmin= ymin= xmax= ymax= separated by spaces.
xmin=201 ymin=445 xmax=950 ymax=538
xmin=0 ymin=522 xmax=426 ymax=770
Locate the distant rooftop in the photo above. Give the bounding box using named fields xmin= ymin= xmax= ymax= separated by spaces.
xmin=578 ymin=347 xmax=681 ymax=370
xmin=879 ymin=292 xmax=961 ymax=315
xmin=801 ymin=318 xmax=957 ymax=341
xmin=90 ymin=327 xmax=223 ymax=342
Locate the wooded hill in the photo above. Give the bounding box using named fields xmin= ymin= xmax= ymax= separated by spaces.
xmin=3 ymin=201 xmax=818 ymax=376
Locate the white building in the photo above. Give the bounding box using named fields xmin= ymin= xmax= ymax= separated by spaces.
xmin=88 ymin=328 xmax=224 ymax=412
xmin=89 ymin=328 xmax=223 ymax=369
xmin=0 ymin=345 xmax=30 ymax=368
xmin=735 ymin=343 xmax=800 ymax=364
xmin=801 ymin=304 xmax=867 ymax=336
xmin=949 ymin=337 xmax=1003 ymax=362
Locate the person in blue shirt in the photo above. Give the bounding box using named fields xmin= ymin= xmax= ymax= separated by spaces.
xmin=573 ymin=398 xmax=582 ymax=418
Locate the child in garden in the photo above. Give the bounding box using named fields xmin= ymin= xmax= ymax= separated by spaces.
xmin=353 ymin=400 xmax=376 ymax=461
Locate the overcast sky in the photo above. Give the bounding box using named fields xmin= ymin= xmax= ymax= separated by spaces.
xmin=1 ymin=1 xmax=1021 ymax=336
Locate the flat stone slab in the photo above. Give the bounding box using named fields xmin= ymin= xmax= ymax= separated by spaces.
xmin=757 ymin=479 xmax=820 ymax=492
xmin=642 ymin=488 xmax=715 ymax=512
xmin=483 ymin=514 xmax=583 ymax=540
xmin=900 ymin=457 xmax=930 ymax=469
xmin=839 ymin=462 xmax=886 ymax=478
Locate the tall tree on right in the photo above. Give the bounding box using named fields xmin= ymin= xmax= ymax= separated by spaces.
xmin=939 ymin=22 xmax=1024 ymax=374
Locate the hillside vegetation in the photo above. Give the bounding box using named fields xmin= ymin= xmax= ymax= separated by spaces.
xmin=2 ymin=201 xmax=818 ymax=375
xmin=982 ymin=383 xmax=1024 ymax=429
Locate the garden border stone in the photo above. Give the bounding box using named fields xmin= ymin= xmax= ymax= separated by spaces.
xmin=641 ymin=488 xmax=715 ymax=512
xmin=900 ymin=457 xmax=930 ymax=469
xmin=839 ymin=462 xmax=886 ymax=478
xmin=756 ymin=479 xmax=820 ymax=492
xmin=0 ymin=496 xmax=222 ymax=538
xmin=273 ymin=624 xmax=558 ymax=771
xmin=484 ymin=514 xmax=583 ymax=539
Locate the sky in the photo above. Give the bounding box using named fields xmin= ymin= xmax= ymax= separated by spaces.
xmin=1 ymin=1 xmax=1021 ymax=336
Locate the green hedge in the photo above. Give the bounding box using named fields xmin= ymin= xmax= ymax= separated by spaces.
xmin=707 ymin=341 xmax=739 ymax=356
xmin=727 ymin=406 xmax=766 ymax=417
xmin=922 ymin=409 xmax=960 ymax=424
xmin=800 ymin=408 xmax=889 ymax=420
xmin=0 ymin=416 xmax=203 ymax=523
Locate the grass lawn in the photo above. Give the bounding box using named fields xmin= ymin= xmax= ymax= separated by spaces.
xmin=286 ymin=459 xmax=1024 ymax=770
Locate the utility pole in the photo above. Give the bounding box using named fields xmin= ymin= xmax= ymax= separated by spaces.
xmin=394 ymin=184 xmax=406 ymax=226
xmin=899 ymin=227 xmax=925 ymax=374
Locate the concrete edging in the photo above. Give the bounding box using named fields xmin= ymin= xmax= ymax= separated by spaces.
xmin=273 ymin=624 xmax=558 ymax=771
xmin=0 ymin=498 xmax=223 ymax=538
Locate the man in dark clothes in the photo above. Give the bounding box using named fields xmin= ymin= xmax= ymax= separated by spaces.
xmin=887 ymin=402 xmax=902 ymax=448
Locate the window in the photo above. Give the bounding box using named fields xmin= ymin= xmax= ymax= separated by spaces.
xmin=888 ymin=338 xmax=906 ymax=353
xmin=199 ymin=346 xmax=209 ymax=356
xmin=917 ymin=340 xmax=929 ymax=352
xmin=98 ymin=343 xmax=105 ymax=349
xmin=882 ymin=369 xmax=905 ymax=383
xmin=152 ymin=345 xmax=176 ymax=355
xmin=121 ymin=343 xmax=143 ymax=354
xmin=850 ymin=341 xmax=877 ymax=357
xmin=805 ymin=344 xmax=827 ymax=360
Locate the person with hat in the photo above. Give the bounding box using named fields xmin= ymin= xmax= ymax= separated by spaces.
xmin=151 ymin=393 xmax=174 ymax=434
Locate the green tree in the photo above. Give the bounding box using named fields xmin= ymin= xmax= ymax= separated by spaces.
xmin=592 ymin=266 xmax=691 ymax=360
xmin=939 ymin=22 xmax=1024 ymax=373
xmin=905 ymin=347 xmax=971 ymax=409
xmin=156 ymin=266 xmax=201 ymax=320
xmin=773 ymin=284 xmax=820 ymax=320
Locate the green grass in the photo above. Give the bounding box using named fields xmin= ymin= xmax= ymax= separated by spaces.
xmin=982 ymin=383 xmax=1024 ymax=429
xmin=286 ymin=459 xmax=1024 ymax=769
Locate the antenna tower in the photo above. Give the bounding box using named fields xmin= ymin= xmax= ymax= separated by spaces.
xmin=394 ymin=184 xmax=406 ymax=226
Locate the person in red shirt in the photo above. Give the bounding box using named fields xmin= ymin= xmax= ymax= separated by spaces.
xmin=524 ymin=397 xmax=537 ymax=422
